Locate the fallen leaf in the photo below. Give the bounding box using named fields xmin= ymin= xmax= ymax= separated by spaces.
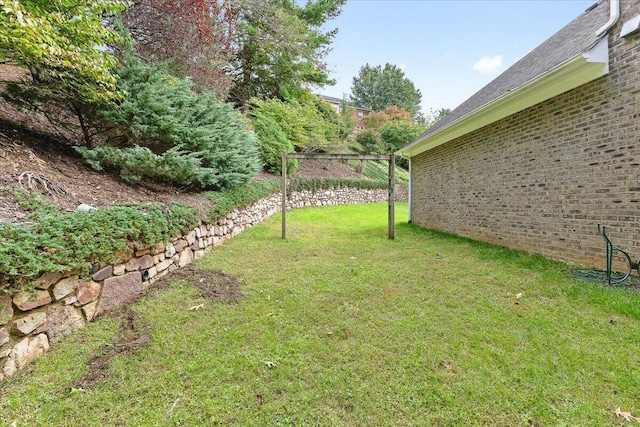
xmin=614 ymin=407 xmax=640 ymax=422
xmin=264 ymin=361 xmax=277 ymax=369
xmin=256 ymin=394 xmax=264 ymax=405
xmin=515 ymin=293 xmax=523 ymax=299
xmin=188 ymin=304 xmax=204 ymax=311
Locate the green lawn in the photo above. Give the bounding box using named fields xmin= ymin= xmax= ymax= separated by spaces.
xmin=1 ymin=203 xmax=639 ymax=426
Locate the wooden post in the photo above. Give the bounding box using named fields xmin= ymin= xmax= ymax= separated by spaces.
xmin=281 ymin=153 xmax=287 ymax=239
xmin=388 ymin=154 xmax=395 ymax=240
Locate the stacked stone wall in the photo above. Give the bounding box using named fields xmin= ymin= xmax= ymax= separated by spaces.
xmin=410 ymin=1 xmax=640 ymax=269
xmin=0 ymin=185 xmax=406 ymax=381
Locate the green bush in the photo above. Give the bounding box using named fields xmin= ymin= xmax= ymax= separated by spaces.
xmin=0 ymin=199 xmax=198 ymax=294
xmin=78 ymin=55 xmax=261 ymax=189
xmin=249 ymin=96 xmax=345 ymax=153
xmin=355 ymin=129 xmax=385 ymax=155
xmin=249 ymin=110 xmax=298 ymax=175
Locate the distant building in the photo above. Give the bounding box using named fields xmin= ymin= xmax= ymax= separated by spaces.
xmin=317 ymin=95 xmax=372 ymax=134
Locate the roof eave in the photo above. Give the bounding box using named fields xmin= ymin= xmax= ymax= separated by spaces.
xmin=398 ymin=37 xmax=609 ymax=158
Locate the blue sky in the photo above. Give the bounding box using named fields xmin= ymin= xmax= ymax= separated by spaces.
xmin=319 ymin=0 xmax=596 ymax=114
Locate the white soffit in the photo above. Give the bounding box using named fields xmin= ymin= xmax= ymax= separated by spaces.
xmin=399 ymin=37 xmax=610 ymax=158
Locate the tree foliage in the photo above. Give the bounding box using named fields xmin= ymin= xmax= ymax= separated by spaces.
xmin=228 ymin=0 xmax=345 ymax=109
xmin=350 ymin=63 xmax=422 ymax=120
xmin=249 ymin=94 xmax=348 ymax=154
xmin=379 ymin=120 xmax=425 ymax=153
xmin=355 ymin=129 xmax=385 ymax=155
xmin=121 ymin=0 xmax=236 ymax=96
xmin=363 ymin=105 xmax=412 ymax=130
xmin=0 ymin=0 xmax=129 ymax=104
xmin=78 ymin=55 xmax=260 ymax=189
xmin=249 ymin=109 xmax=298 ymax=176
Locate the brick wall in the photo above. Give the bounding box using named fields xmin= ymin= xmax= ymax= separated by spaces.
xmin=410 ymin=1 xmax=640 ymax=269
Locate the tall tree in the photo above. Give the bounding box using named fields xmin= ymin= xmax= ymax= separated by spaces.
xmin=121 ymin=0 xmax=237 ymax=96
xmin=1 ymin=0 xmax=130 ymax=146
xmin=228 ymin=0 xmax=346 ymax=109
xmin=350 ymin=63 xmax=422 ymax=120
xmin=0 ymin=0 xmax=129 ymax=104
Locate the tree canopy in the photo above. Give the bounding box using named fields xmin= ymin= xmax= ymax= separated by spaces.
xmin=0 ymin=0 xmax=129 ymax=104
xmin=350 ymin=63 xmax=422 ymax=120
xmin=121 ymin=0 xmax=236 ymax=96
xmin=228 ymin=0 xmax=346 ymax=109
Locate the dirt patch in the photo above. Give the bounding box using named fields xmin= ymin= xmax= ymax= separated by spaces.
xmin=75 ymin=309 xmax=151 ymax=390
xmin=0 ymin=124 xmax=214 ymax=224
xmin=172 ymin=267 xmax=244 ymax=304
xmin=74 ymin=268 xmax=243 ymax=389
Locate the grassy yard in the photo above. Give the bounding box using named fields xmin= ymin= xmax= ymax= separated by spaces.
xmin=1 ymin=203 xmax=639 ymax=426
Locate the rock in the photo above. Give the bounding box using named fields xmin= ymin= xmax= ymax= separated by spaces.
xmin=153 ymin=241 xmax=165 ymax=255
xmin=82 ymin=301 xmax=98 ymax=321
xmin=46 ymin=305 xmax=85 ymax=344
xmin=156 ymin=259 xmax=173 ymax=272
xmin=153 ymin=253 xmax=165 ymax=264
xmin=194 ymin=250 xmax=206 ymax=260
xmin=35 ymin=272 xmax=62 ymax=290
xmin=13 ymin=290 xmax=52 ymax=312
xmin=0 ymin=347 xmax=10 ymax=358
xmin=3 ymin=357 xmax=16 ymax=378
xmin=178 ymin=248 xmax=193 ymax=267
xmin=52 ymin=276 xmax=80 ymax=301
xmin=113 ymin=264 xmax=126 ymax=276
xmin=134 ymin=248 xmax=151 ymax=257
xmin=12 ymin=312 xmax=47 ymax=335
xmin=76 ymin=281 xmax=101 ymax=306
xmin=4 ymin=334 xmax=49 ymax=377
xmin=76 ymin=203 xmax=98 ymax=212
xmin=91 ymin=266 xmax=113 ymax=282
xmin=0 ymin=294 xmax=13 ymax=326
xmin=138 ymin=255 xmax=154 ymax=270
xmin=64 ymin=296 xmax=78 ymax=306
xmin=174 ymin=239 xmax=188 ymax=252
xmin=165 ymin=243 xmax=176 ymax=258
xmin=97 ymin=272 xmax=143 ymax=315
xmin=125 ymin=255 xmax=153 ymax=271
xmin=185 ymin=230 xmax=197 ymax=245
xmin=0 ymin=327 xmax=9 ymax=346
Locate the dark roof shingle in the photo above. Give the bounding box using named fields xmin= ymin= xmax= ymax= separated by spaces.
xmin=418 ymin=0 xmax=609 ymax=139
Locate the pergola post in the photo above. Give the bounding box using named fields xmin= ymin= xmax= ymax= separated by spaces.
xmin=281 ymin=153 xmax=396 ymax=240
xmin=388 ymin=154 xmax=395 ymax=240
xmin=281 ymin=153 xmax=287 ymax=240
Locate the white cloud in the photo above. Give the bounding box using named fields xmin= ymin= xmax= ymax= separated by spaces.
xmin=472 ymin=55 xmax=503 ymax=74
xmin=398 ymin=63 xmax=407 ymax=70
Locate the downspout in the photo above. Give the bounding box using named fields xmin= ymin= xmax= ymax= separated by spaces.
xmin=596 ymin=0 xmax=620 ymax=36
xmin=408 ymin=157 xmax=412 ymax=223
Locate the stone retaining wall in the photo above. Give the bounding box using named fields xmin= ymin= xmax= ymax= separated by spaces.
xmin=0 ymin=185 xmax=406 ymax=381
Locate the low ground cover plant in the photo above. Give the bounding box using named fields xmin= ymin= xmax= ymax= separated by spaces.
xmin=0 ymin=191 xmax=198 ymax=293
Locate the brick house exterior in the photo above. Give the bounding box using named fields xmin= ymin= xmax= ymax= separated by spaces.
xmin=398 ymin=0 xmax=640 ymax=268
xmin=318 ymin=95 xmax=372 ymax=134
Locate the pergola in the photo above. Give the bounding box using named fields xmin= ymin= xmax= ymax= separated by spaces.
xmin=280 ymin=153 xmax=396 ymax=240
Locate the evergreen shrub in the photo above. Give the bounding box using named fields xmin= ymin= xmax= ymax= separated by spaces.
xmin=77 ymin=56 xmax=260 ymax=189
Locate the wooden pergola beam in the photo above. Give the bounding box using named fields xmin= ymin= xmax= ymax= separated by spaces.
xmin=281 ymin=153 xmax=396 ymax=240
xmin=286 ymin=153 xmax=392 ymax=161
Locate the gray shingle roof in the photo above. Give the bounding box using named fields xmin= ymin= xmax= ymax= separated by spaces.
xmin=317 ymin=94 xmax=372 ymax=111
xmin=418 ymin=0 xmax=609 ymax=140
